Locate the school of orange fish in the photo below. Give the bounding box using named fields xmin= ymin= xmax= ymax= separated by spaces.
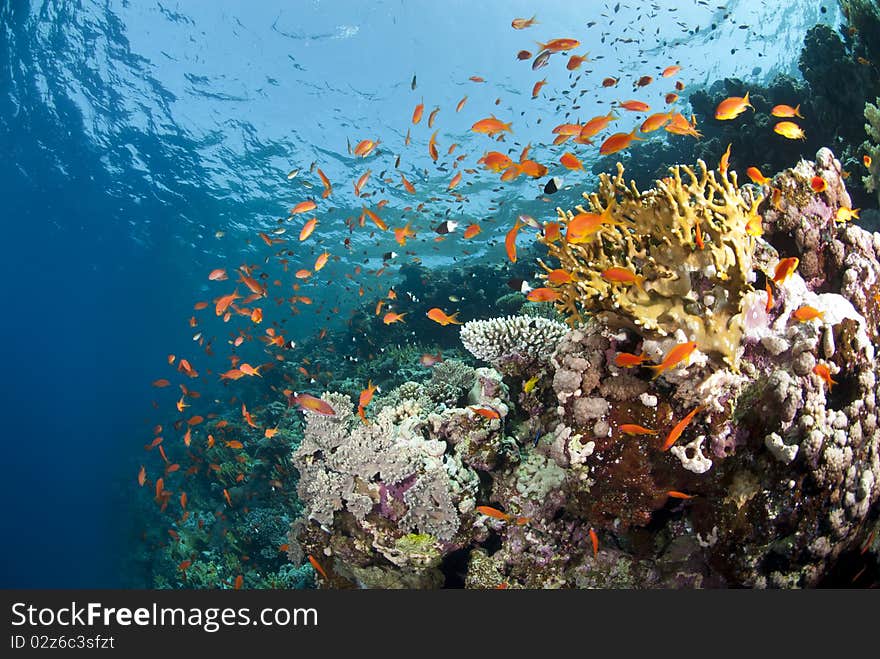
xmin=137 ymin=9 xmax=871 ymax=586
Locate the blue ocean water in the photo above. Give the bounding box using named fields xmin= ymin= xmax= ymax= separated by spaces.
xmin=0 ymin=0 xmax=844 ymax=588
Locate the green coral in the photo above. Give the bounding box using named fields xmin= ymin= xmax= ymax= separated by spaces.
xmin=863 ymin=97 xmax=880 ymax=203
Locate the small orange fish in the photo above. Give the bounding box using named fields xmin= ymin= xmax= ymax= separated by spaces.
xmin=865 ymin=155 xmax=873 ymax=168
xmin=619 ymin=423 xmax=657 ymax=436
xmin=463 ymin=223 xmax=482 ymax=239
xmin=470 ymin=406 xmax=500 ymax=420
xmin=225 ymin=440 xmax=244 ymax=449
xmin=475 ymin=505 xmax=528 ymax=524
xmin=290 ymin=393 xmax=336 ymax=415
xmin=765 ymin=282 xmax=774 ymax=314
xmin=317 ymin=167 xmax=332 ymax=198
xmin=412 ymin=101 xmax=424 ymax=124
xmin=771 ymin=104 xmax=803 ymax=119
xmin=599 ymin=129 xmax=644 ymax=155
xmin=428 ymin=107 xmax=439 ymax=128
xmin=531 ymin=78 xmax=547 ymax=99
xmin=661 ymin=65 xmax=681 ymax=78
xmin=137 ymin=465 xmax=146 ymax=487
xmin=565 ymin=208 xmax=620 ymax=243
xmin=152 ymin=378 xmax=171 ymax=388
xmin=601 ymin=266 xmax=645 ymax=291
xmin=810 ymin=176 xmax=826 ymax=193
xmin=472 ymin=116 xmax=512 ymax=136
xmin=505 ymin=220 xmax=522 ymax=263
xmin=546 ymin=269 xmax=575 ymax=284
xmin=526 ymin=287 xmax=559 ymax=302
xmin=649 ymin=340 xmax=698 ymax=380
xmin=589 ymin=528 xmax=599 ymax=558
xmin=746 ymin=166 xmax=770 ymax=185
xmin=614 ymin=352 xmax=648 ymax=368
xmin=719 ymin=143 xmax=732 ymax=176
xmin=772 ymin=257 xmax=799 ymax=285
xmin=223 ymin=488 xmax=233 ymax=507
xmin=291 ymin=199 xmax=317 ymax=215
xmin=792 ymin=305 xmax=824 ymax=322
xmin=567 ymin=53 xmax=589 ymax=70
xmin=666 ymin=491 xmax=696 ymax=500
xmin=661 ymin=406 xmax=703 ymax=451
xmin=559 ymin=152 xmax=583 ymax=170
xmin=353 ymin=138 xmax=380 ymax=157
xmin=178 ymin=559 xmax=192 ymax=572
xmin=265 ymin=427 xmax=280 ymax=438
xmin=479 ymin=151 xmax=514 ymax=172
xmin=393 ymin=222 xmax=416 ymax=246
xmin=640 ymin=112 xmax=672 ymax=133
xmin=536 ymin=38 xmax=579 ymax=52
xmin=812 ymin=363 xmax=838 ymax=389
xmin=426 ymin=308 xmax=462 ymax=325
xmin=354 ymin=169 xmax=372 ymax=196
xmin=382 ymin=311 xmax=407 ymax=325
xmin=358 ymin=380 xmax=378 ymax=408
xmin=511 ymin=15 xmax=538 ymax=29
xmin=618 ymin=100 xmax=650 ymax=112
xmin=208 ymin=268 xmax=228 ymax=281
xmin=774 ymin=121 xmax=805 ymax=140
xmin=602 ymin=77 xmax=618 ymax=87
xmin=456 ymin=95 xmax=468 ymax=112
xmin=298 ymin=218 xmax=318 ymax=242
xmin=715 ymin=92 xmax=753 ymax=120
xmin=308 ymin=554 xmax=329 ymax=580
xmin=665 ymin=92 xmax=679 ymax=104
xmin=233 ymin=574 xmax=243 ymax=590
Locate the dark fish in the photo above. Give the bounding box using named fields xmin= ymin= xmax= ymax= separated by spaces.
xmin=544 ymin=176 xmax=563 ymax=194
xmin=411 ymin=74 xmax=417 ymax=90
xmin=434 ymin=220 xmax=459 ymax=234
xmin=532 ymin=50 xmax=551 ymax=70
xmin=517 ymin=50 xmax=532 ymax=60
xmin=383 ymin=251 xmax=398 ymax=261
xmin=507 ymin=277 xmax=532 ymax=294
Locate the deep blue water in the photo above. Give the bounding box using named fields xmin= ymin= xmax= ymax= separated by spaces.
xmin=0 ymin=0 xmax=842 ymax=587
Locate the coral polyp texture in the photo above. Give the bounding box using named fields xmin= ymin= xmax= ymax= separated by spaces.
xmin=537 ymin=160 xmax=762 ymax=366
xmin=288 ymin=149 xmax=880 ymax=588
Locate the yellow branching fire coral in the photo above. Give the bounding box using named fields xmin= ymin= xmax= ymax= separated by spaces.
xmin=537 ymin=160 xmax=762 ymax=365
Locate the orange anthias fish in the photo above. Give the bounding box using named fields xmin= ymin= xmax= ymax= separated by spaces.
xmin=208 ymin=268 xmax=228 ymax=281
xmin=531 ymin=78 xmax=547 ymax=99
xmin=565 ymin=208 xmax=620 ymax=243
xmin=661 ymin=65 xmax=681 ymax=78
xmin=505 ymin=220 xmax=522 ymax=263
xmin=772 ymin=257 xmax=800 ymax=285
xmin=567 ymin=53 xmax=589 ymax=70
xmin=308 ymin=555 xmax=329 ymax=580
xmin=536 ymin=38 xmax=579 ymax=53
xmin=214 ymin=289 xmax=241 ymax=316
xmin=547 ymin=269 xmax=575 ymax=284
xmin=358 ymin=380 xmax=378 ymax=408
xmin=719 ymin=143 xmax=732 ymax=176
xmin=792 ymin=305 xmax=824 ymax=322
xmin=478 ymin=151 xmax=514 ymax=172
xmin=579 ymin=111 xmax=617 ymax=140
xmin=619 ymin=423 xmax=657 ymax=436
xmin=511 ymin=15 xmax=538 ymax=29
xmin=353 ymin=138 xmax=380 ymax=157
xmin=137 ymin=465 xmax=146 ymax=487
xmin=471 ymin=116 xmax=512 ymax=136
xmin=560 ymin=152 xmax=583 ymax=170
xmin=640 ymin=112 xmax=672 ymax=133
xmin=771 ymin=104 xmax=803 ymax=119
xmin=774 ymin=121 xmax=806 ymax=140
xmin=589 ymin=528 xmax=599 ymax=558
xmin=426 ymin=308 xmax=462 ymax=326
xmin=470 ymin=406 xmax=501 ymax=420
xmin=601 ymin=267 xmax=645 ymax=291
xmin=299 ymin=217 xmax=318 ymax=241
xmin=526 ymin=287 xmax=559 ymax=302
xmin=463 ymin=223 xmax=482 ymax=239
xmin=619 ymin=100 xmax=650 ymax=112
xmin=746 ymin=166 xmax=770 ymax=185
xmin=649 ymin=340 xmax=698 ymax=380
xmin=476 ymin=505 xmax=529 ymax=525
xmin=412 ymin=101 xmax=424 ymax=124
xmin=290 ymin=393 xmax=336 ymax=416
xmin=614 ymin=352 xmax=648 ymax=368
xmin=661 ymin=406 xmax=704 ymax=451
xmin=314 ymin=252 xmax=329 ymax=271
xmin=599 ymin=130 xmax=644 ymax=155
xmin=393 ymin=222 xmax=416 ymax=246
xmin=812 ymin=363 xmax=838 ymax=390
xmin=810 ymin=176 xmax=827 ymax=193
xmin=383 ymin=311 xmax=407 ymax=325
xmin=715 ymin=91 xmax=753 ymax=120
xmin=317 ymin=167 xmax=332 ymax=198
xmin=291 ymin=199 xmax=317 ymax=215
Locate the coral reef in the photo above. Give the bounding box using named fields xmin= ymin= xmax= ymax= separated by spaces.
xmin=288 ymin=149 xmax=879 ymax=588
xmin=460 ymin=315 xmax=569 ymax=376
xmin=538 ymin=160 xmax=761 ymax=365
